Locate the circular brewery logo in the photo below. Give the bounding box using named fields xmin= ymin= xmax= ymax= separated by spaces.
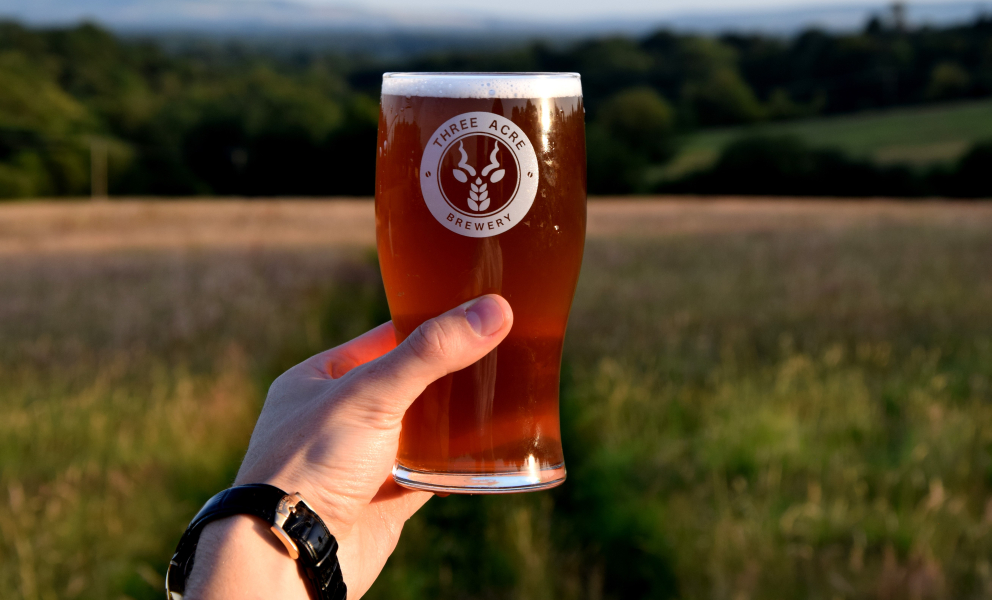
xmin=420 ymin=112 xmax=538 ymax=238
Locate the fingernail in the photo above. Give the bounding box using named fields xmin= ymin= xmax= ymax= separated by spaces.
xmin=465 ymin=296 xmax=504 ymax=337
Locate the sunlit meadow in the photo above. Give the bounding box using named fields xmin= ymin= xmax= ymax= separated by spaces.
xmin=2 ymin=200 xmax=992 ymax=600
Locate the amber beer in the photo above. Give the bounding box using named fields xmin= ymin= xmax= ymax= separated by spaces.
xmin=375 ymin=73 xmax=586 ymax=493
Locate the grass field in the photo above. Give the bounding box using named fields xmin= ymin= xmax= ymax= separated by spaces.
xmin=660 ymin=98 xmax=992 ymax=181
xmin=3 ymin=199 xmax=992 ymax=600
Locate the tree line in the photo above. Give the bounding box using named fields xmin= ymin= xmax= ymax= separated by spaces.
xmin=2 ymin=16 xmax=992 ymax=198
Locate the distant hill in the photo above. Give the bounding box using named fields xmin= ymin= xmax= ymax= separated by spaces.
xmin=2 ymin=0 xmax=991 ymax=56
xmin=659 ymin=98 xmax=992 ymax=183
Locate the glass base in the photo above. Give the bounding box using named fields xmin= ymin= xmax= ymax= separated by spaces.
xmin=392 ymin=462 xmax=566 ymax=494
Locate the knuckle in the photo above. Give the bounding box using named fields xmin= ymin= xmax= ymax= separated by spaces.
xmin=407 ymin=318 xmax=452 ymax=363
xmin=346 ymin=403 xmax=402 ymax=431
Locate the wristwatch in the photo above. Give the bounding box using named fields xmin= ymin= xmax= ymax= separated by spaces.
xmin=166 ymin=483 xmax=346 ymax=600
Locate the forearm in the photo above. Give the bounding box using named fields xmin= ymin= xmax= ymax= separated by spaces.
xmin=184 ymin=515 xmax=312 ymax=600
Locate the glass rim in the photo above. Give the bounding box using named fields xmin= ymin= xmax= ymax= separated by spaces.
xmin=382 ymin=72 xmax=581 ymax=80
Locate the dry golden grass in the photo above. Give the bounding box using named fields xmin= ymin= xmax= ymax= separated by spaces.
xmin=0 ymin=199 xmax=375 ymax=255
xmin=5 ymin=197 xmax=992 ymax=256
xmin=586 ymin=197 xmax=992 ymax=236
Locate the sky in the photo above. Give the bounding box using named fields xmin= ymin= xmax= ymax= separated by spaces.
xmin=3 ymin=0 xmax=988 ymax=34
xmin=296 ymin=0 xmax=985 ymax=20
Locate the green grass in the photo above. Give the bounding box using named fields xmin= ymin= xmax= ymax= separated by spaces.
xmin=376 ymin=220 xmax=992 ymax=600
xmin=659 ymin=98 xmax=992 ymax=181
xmin=3 ymin=206 xmax=992 ymax=599
xmin=0 ymin=248 xmax=379 ymax=599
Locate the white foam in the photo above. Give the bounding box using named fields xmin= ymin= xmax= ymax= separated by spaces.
xmin=381 ymin=73 xmax=582 ymax=99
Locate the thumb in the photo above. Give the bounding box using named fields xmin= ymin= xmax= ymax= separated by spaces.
xmin=341 ymin=294 xmax=513 ymax=418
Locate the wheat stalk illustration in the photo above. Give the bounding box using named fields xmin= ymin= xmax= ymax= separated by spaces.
xmin=453 ymin=143 xmax=505 ymax=212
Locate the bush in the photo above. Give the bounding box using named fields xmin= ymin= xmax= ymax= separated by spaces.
xmin=935 ymin=141 xmax=992 ymax=198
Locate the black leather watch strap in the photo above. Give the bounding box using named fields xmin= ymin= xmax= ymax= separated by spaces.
xmin=282 ymin=497 xmax=346 ymax=600
xmin=166 ymin=483 xmax=346 ymax=600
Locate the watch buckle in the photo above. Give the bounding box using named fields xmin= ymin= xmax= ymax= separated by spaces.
xmin=165 ymin=560 xmax=183 ymax=600
xmin=271 ymin=492 xmax=305 ymax=560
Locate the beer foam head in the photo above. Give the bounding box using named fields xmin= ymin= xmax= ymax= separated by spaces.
xmin=381 ymin=72 xmax=582 ymax=99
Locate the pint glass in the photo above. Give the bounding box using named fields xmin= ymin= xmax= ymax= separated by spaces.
xmin=375 ymin=73 xmax=586 ymax=493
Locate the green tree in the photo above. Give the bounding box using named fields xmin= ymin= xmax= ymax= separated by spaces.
xmin=926 ymin=61 xmax=971 ymax=99
xmin=681 ymin=67 xmax=765 ymax=126
xmin=597 ymin=87 xmax=675 ymax=161
xmin=586 ymin=123 xmax=647 ymax=194
xmin=0 ymin=50 xmax=94 ymax=196
xmin=588 ymin=88 xmax=677 ymax=194
xmin=0 ymin=51 xmax=90 ymax=134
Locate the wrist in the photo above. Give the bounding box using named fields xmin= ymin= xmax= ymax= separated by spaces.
xmin=236 ymin=472 xmax=353 ymax=540
xmin=184 ymin=515 xmax=311 ymax=600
